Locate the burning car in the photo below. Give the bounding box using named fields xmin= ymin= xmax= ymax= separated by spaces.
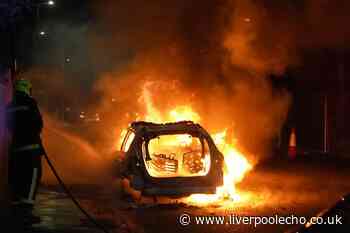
xmin=117 ymin=121 xmax=224 ymax=197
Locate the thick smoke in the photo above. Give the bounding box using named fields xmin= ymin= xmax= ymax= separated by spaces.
xmin=23 ymin=0 xmax=350 ymax=183
xmin=302 ymin=0 xmax=350 ymax=49
xmin=89 ymin=0 xmax=294 ymax=160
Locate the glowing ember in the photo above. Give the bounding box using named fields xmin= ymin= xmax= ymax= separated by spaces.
xmin=120 ymin=83 xmax=253 ymax=206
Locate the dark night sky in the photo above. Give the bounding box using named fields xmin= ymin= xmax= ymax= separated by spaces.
xmin=2 ymin=0 xmax=349 ymax=85
xmin=1 ymin=0 xmax=349 ymax=95
xmin=2 ymin=0 xmax=349 ymax=103
xmin=1 ymin=0 xmax=350 ymax=152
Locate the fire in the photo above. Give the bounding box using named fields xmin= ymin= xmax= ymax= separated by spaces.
xmin=120 ymin=83 xmax=253 ymax=206
xmin=186 ymin=130 xmax=252 ymax=205
xmin=169 ymin=106 xmax=200 ymax=123
xmin=140 ymin=82 xmax=201 ymax=123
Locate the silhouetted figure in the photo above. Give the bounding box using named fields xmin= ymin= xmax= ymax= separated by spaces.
xmin=7 ymin=78 xmax=44 ymax=224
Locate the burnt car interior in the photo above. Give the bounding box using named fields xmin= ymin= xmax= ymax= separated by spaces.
xmin=143 ymin=134 xmax=211 ymax=178
xmin=119 ymin=121 xmax=224 ymax=196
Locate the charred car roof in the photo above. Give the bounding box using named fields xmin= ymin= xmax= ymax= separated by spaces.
xmin=129 ymin=121 xmax=209 ymax=137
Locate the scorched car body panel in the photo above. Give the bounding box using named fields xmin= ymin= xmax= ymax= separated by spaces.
xmin=118 ymin=121 xmax=224 ymax=196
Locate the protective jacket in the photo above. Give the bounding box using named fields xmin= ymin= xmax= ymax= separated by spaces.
xmin=7 ymin=91 xmax=44 ymax=156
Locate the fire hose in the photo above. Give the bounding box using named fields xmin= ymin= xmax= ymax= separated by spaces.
xmin=43 ymin=150 xmax=111 ymax=233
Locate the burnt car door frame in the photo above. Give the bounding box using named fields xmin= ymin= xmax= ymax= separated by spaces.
xmin=120 ymin=123 xmax=224 ymax=196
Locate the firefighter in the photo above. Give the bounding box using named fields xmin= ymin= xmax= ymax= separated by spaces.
xmin=7 ymin=78 xmax=44 ymax=224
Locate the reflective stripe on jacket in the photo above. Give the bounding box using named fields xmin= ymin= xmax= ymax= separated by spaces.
xmin=14 ymin=144 xmax=41 ymax=153
xmin=6 ymin=91 xmax=44 ymax=154
xmin=6 ymin=106 xmax=30 ymax=113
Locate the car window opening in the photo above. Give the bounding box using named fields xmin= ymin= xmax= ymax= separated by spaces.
xmin=142 ymin=134 xmax=211 ymax=178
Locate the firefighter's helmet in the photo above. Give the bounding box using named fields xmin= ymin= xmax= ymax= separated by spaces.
xmin=15 ymin=79 xmax=32 ymax=95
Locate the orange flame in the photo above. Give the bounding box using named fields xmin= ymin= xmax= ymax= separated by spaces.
xmin=120 ymin=83 xmax=253 ymax=206
xmin=185 ymin=130 xmax=252 ymax=205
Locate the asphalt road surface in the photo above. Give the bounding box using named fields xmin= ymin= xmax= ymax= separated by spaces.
xmin=25 ymin=156 xmax=350 ymax=233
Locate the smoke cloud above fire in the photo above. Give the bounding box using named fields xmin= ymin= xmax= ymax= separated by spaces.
xmin=87 ymin=0 xmax=350 ymax=159
xmin=89 ymin=0 xmax=296 ymax=159
xmin=23 ymin=0 xmax=350 ymax=183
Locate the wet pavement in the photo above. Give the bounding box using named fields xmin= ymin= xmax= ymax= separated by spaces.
xmin=9 ymin=190 xmax=104 ymax=233
xmin=31 ymin=191 xmax=101 ymax=233
xmin=10 ymin=188 xmax=133 ymax=233
xmin=12 ymin=156 xmax=350 ymax=233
